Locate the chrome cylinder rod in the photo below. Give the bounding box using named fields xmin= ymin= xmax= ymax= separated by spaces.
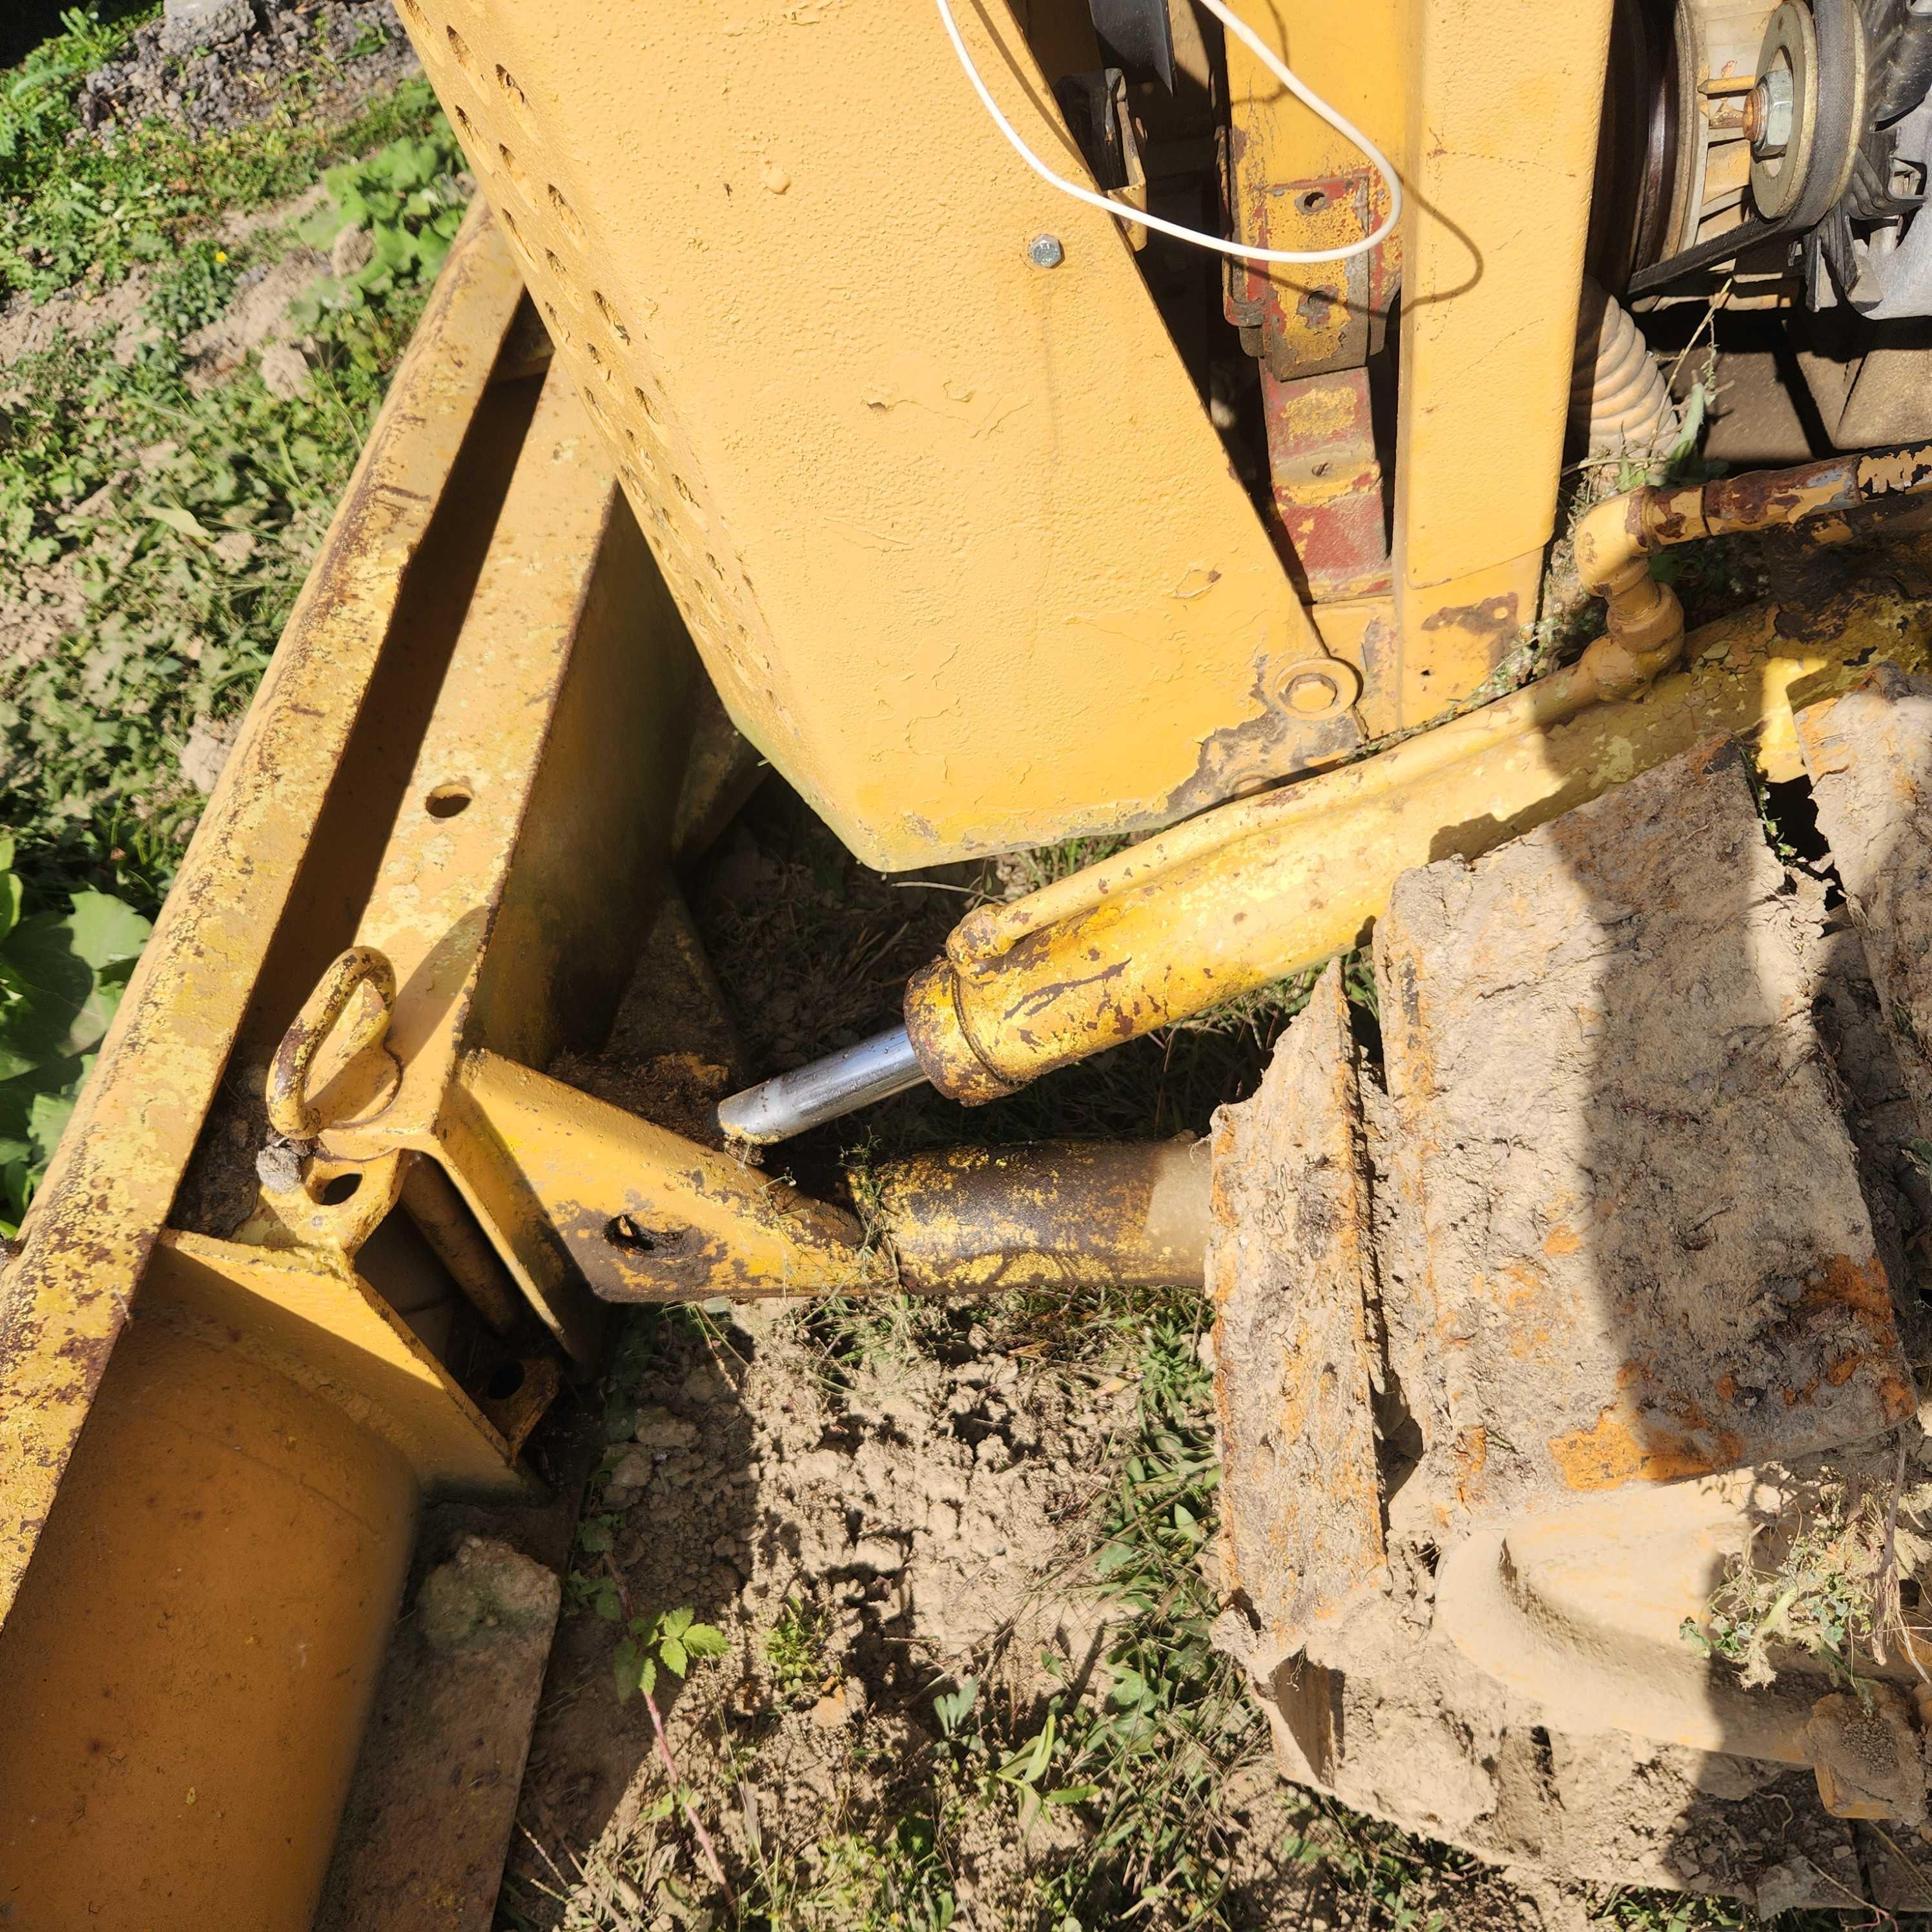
xmin=716 ymin=1025 xmax=929 ymax=1143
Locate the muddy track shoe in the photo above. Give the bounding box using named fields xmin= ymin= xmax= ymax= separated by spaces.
xmin=1211 ymin=728 xmax=1932 ymax=1914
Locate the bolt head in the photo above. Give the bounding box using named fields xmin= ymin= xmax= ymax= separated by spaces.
xmin=1028 ymin=233 xmax=1065 ymax=269
xmin=1751 ymin=66 xmax=1794 ymax=158
xmin=1283 ymin=671 xmax=1342 ymax=716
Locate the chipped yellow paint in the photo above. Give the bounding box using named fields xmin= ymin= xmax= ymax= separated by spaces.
xmin=300 ymin=362 xmax=700 ymax=1361
xmin=453 ymin=1050 xmax=888 ymax=1302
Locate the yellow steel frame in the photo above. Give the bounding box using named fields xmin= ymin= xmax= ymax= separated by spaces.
xmin=1224 ymin=0 xmax=1616 ymax=721
xmin=0 ymin=209 xmax=702 ymax=1929
xmin=0 ymin=212 xmax=524 ymax=1927
xmin=0 ymin=209 xmax=528 ymax=1624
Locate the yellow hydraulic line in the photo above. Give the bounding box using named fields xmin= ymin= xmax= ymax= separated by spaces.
xmin=901 ymin=540 xmax=1932 ymax=1102
xmin=719 ymin=455 xmax=1932 ymax=1133
xmin=947 ymin=440 xmax=1932 ymax=983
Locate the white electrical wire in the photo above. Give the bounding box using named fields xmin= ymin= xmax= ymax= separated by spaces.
xmin=932 ymin=0 xmax=1401 ymax=265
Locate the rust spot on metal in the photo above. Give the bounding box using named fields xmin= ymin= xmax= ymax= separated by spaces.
xmin=1709 ymin=457 xmax=1859 ymax=528
xmin=1798 ymin=1251 xmax=1896 ymax=1328
xmin=1547 ymin=1397 xmax=1745 ymax=1492
xmin=1158 ymin=654 xmax=1364 ymax=822
xmin=1419 ymin=593 xmax=1518 ymax=646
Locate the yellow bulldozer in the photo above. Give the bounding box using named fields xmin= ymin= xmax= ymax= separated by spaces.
xmin=14 ymin=0 xmax=1932 ymax=1918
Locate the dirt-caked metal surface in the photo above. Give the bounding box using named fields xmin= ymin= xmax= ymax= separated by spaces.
xmin=1800 ymin=664 xmax=1932 ymax=1131
xmin=1210 ymin=963 xmax=1388 ymax=1660
xmin=1210 ymin=729 xmax=1932 ymax=1909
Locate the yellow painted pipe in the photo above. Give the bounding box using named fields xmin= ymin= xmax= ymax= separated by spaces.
xmin=1571 ymin=440 xmax=1932 ymax=697
xmin=865 ymin=1138 xmax=1212 ymax=1295
xmin=906 ymin=542 xmax=1932 ymax=1099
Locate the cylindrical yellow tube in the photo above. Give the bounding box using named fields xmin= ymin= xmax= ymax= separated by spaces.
xmin=907 ymin=568 xmax=1932 ymax=1098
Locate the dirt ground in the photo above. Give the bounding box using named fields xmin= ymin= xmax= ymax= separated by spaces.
xmin=489 ymin=786 xmax=1749 ymax=1932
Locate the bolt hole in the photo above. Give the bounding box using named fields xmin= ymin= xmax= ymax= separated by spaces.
xmin=607 ymin=1213 xmax=659 ymax=1251
xmin=607 ymin=1214 xmax=686 ymax=1254
xmin=486 ymin=1360 xmax=526 ymax=1401
xmin=593 ymin=291 xmax=631 ymax=344
xmin=1297 ymin=189 xmax=1327 ymax=213
xmin=546 ymin=183 xmax=587 ymax=243
xmin=315 ymin=1172 xmax=363 ymax=1206
xmin=426 ymin=783 xmax=473 ymax=819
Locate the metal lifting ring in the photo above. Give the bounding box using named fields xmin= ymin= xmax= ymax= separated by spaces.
xmin=266 ymin=946 xmax=399 ymax=1140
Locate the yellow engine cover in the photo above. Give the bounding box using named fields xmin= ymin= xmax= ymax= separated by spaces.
xmin=393 ymin=0 xmax=1364 ymax=868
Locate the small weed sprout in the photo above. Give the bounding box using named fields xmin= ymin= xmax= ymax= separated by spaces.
xmin=613 ymin=1605 xmax=729 ymax=1705
xmin=761 ymin=1594 xmax=832 ymax=1703
xmin=291 ymin=130 xmax=468 ymax=366
xmin=1680 ymin=1492 xmax=1907 ymax=1699
xmin=811 ymin=1818 xmax=958 ymax=1932
xmin=142 ymin=235 xmax=245 ymax=338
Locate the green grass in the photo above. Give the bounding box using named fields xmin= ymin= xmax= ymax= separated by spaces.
xmin=0 ymin=8 xmax=469 ymax=1228
xmin=984 ymin=1303 xmax=1259 ymax=1927
xmin=0 ymin=6 xmax=145 ymax=195
xmin=0 ymin=110 xmax=467 ymax=918
xmin=0 ymin=3 xmax=446 ymax=300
